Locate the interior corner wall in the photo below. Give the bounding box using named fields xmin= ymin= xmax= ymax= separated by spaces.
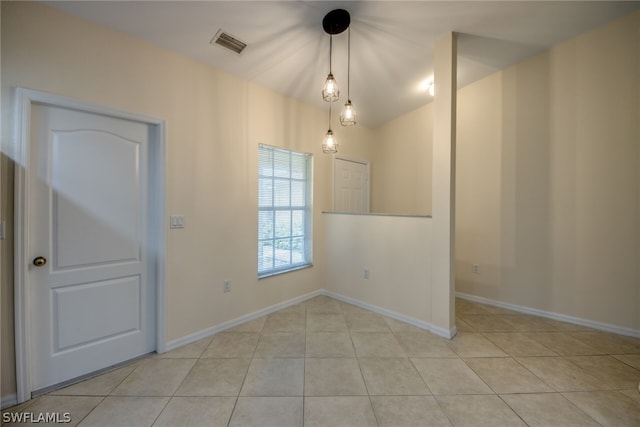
xmin=456 ymin=10 xmax=640 ymax=332
xmin=0 ymin=1 xmax=374 ymax=401
xmin=371 ymin=103 xmax=433 ymax=215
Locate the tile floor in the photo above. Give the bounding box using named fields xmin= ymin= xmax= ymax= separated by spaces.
xmin=3 ymin=296 xmax=640 ymax=426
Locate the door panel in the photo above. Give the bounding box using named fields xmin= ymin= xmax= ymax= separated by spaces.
xmin=28 ymin=104 xmax=155 ymax=391
xmin=53 ymin=276 xmax=141 ymax=351
xmin=52 ymin=130 xmax=141 ymax=268
xmin=334 ymin=158 xmax=369 ymax=213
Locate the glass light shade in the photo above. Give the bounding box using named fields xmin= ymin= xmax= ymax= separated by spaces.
xmin=322 ymin=129 xmax=338 ymax=153
xmin=322 ymin=73 xmax=340 ymax=102
xmin=340 ymin=100 xmax=357 ymax=126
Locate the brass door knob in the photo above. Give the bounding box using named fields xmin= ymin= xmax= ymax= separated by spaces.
xmin=33 ymin=256 xmax=47 ymax=267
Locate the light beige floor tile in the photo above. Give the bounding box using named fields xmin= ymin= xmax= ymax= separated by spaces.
xmin=345 ymin=313 xmax=391 ymax=332
xmin=202 ymin=332 xmax=259 ymax=358
xmin=305 ymin=296 xmax=343 ymax=314
xmin=516 ymin=357 xmax=610 ymax=391
xmin=447 ymin=332 xmax=508 ymax=357
xmin=436 ymin=394 xmax=527 ymax=427
xmin=227 ymin=316 xmax=266 ymax=333
xmin=240 ymin=358 xmax=304 ymax=396
xmin=350 ymin=332 xmax=406 ymax=357
xmin=395 ymin=332 xmax=459 ymax=357
xmin=527 ymin=332 xmax=603 ymax=355
xmin=484 ymin=332 xmax=557 ymax=356
xmin=570 ymin=331 xmax=640 ymax=354
xmin=411 ymin=358 xmax=492 ymax=394
xmin=456 ymin=300 xmax=493 ymax=315
xmin=370 ymin=395 xmax=452 ymax=427
xmin=174 ymin=358 xmax=249 ymax=396
xmin=565 ymin=355 xmax=640 ymax=389
xmin=306 ymin=313 xmax=347 ymax=332
xmin=305 ymin=332 xmax=355 ymax=357
xmin=339 ymin=302 xmax=371 ymax=316
xmin=111 ymin=358 xmax=196 ymax=396
xmin=459 ymin=314 xmax=516 ymax=332
xmin=262 ymin=312 xmax=306 ymax=332
xmin=276 ymin=303 xmax=306 ymax=316
xmin=480 ymin=304 xmax=518 ymax=315
xmin=304 ymin=358 xmax=367 ymax=396
xmin=563 ymin=391 xmax=640 ymax=427
xmin=155 ymin=337 xmax=212 ymax=358
xmin=500 ymin=314 xmax=559 ymax=332
xmin=359 ymin=358 xmax=430 ymax=395
xmin=464 ymin=357 xmax=553 ymax=393
xmin=455 ymin=317 xmax=476 ymax=332
xmin=619 ymin=389 xmax=640 ymax=404
xmin=384 ymin=317 xmax=425 ymax=333
xmin=612 ymin=353 xmax=640 ymax=370
xmin=501 ymin=393 xmax=600 ymax=427
xmin=2 ymin=395 xmax=103 ymax=427
xmin=152 ymin=396 xmax=235 ymax=427
xmin=229 ymin=397 xmax=303 ymax=427
xmin=50 ymin=362 xmax=139 ymax=396
xmin=547 ymin=320 xmax=596 ymax=332
xmin=253 ymin=332 xmax=305 ymax=357
xmin=78 ymin=396 xmax=168 ymax=427
xmin=304 ymin=396 xmax=377 ymax=427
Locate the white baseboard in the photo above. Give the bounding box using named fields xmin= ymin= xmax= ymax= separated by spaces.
xmin=321 ymin=290 xmax=457 ymax=339
xmin=165 ymin=288 xmax=460 ymax=353
xmin=163 ymin=289 xmax=323 ymax=352
xmin=456 ymin=292 xmax=640 ymax=339
xmin=1 ymin=393 xmax=18 ymax=410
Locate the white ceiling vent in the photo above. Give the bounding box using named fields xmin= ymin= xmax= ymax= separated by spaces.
xmin=210 ymin=30 xmax=247 ymax=54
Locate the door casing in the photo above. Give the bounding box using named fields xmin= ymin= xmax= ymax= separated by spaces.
xmin=13 ymin=88 xmax=167 ymax=403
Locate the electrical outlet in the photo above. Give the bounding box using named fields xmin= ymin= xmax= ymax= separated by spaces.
xmin=170 ymin=215 xmax=185 ymax=229
xmin=472 ymin=264 xmax=480 ymax=274
xmin=364 ymin=269 xmax=370 ymax=279
xmin=223 ymin=280 xmax=231 ymax=293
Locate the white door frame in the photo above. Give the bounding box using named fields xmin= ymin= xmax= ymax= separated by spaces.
xmin=332 ymin=155 xmax=370 ymax=212
xmin=13 ymin=88 xmax=167 ymax=403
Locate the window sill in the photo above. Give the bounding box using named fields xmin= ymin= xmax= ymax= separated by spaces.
xmin=258 ymin=263 xmax=313 ymax=279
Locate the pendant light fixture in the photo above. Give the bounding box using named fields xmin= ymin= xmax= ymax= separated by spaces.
xmin=321 ymin=9 xmax=352 ymax=153
xmin=340 ymin=27 xmax=357 ymax=126
xmin=322 ymin=35 xmax=339 ymax=102
xmin=322 ymin=102 xmax=338 ymax=153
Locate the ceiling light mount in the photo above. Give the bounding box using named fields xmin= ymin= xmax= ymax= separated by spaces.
xmin=322 ymin=9 xmax=350 ymax=35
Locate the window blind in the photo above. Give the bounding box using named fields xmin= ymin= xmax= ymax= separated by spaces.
xmin=258 ymin=144 xmax=313 ymax=277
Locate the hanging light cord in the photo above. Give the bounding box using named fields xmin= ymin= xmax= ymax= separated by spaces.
xmin=347 ymin=27 xmax=351 ymax=101
xmin=329 ymin=34 xmax=333 ymax=73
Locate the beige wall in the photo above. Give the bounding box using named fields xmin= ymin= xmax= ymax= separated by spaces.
xmin=371 ymin=103 xmax=433 ymax=215
xmin=0 ymin=2 xmax=374 ymax=399
xmin=456 ymin=10 xmax=640 ymax=331
xmin=371 ymin=10 xmax=639 ymax=332
xmin=323 ymin=213 xmax=436 ymax=331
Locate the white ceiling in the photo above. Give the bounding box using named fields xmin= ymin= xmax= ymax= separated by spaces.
xmin=44 ymin=1 xmax=640 ymax=128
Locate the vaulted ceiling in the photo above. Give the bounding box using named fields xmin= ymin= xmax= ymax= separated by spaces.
xmin=44 ymin=1 xmax=640 ymax=127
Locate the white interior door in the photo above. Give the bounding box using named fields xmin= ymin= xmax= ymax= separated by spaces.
xmin=334 ymin=158 xmax=370 ymax=213
xmin=28 ymin=103 xmax=155 ymax=392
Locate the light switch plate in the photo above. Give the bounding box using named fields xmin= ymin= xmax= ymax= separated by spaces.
xmin=170 ymin=215 xmax=185 ymax=229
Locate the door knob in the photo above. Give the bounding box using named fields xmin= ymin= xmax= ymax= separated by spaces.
xmin=33 ymin=256 xmax=47 ymax=267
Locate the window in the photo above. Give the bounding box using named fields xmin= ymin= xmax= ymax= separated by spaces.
xmin=258 ymin=144 xmax=313 ymax=277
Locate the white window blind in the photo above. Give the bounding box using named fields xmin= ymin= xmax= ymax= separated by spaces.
xmin=258 ymin=144 xmax=313 ymax=277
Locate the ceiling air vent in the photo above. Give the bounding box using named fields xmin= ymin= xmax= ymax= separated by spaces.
xmin=210 ymin=30 xmax=247 ymax=54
